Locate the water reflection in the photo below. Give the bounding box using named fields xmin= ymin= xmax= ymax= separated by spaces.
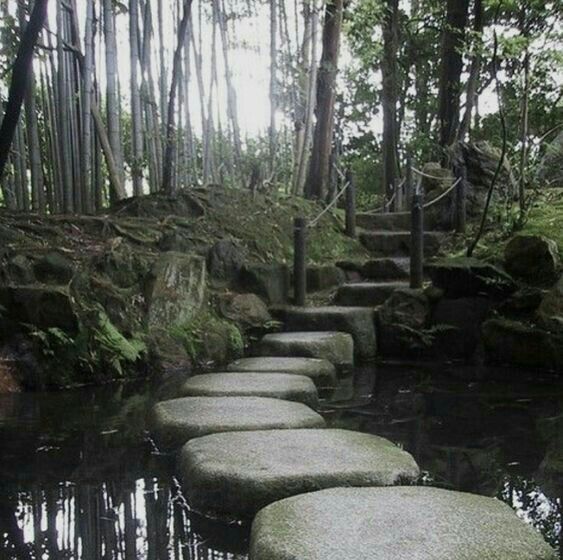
xmin=2 ymin=478 xmax=249 ymax=559
xmin=1 ymin=365 xmax=562 ymax=558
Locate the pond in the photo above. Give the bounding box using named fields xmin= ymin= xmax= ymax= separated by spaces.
xmin=0 ymin=364 xmax=561 ymax=559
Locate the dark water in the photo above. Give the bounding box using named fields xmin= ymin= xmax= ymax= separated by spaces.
xmin=0 ymin=364 xmax=562 ymax=559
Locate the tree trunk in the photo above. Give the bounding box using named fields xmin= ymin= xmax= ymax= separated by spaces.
xmin=162 ymin=0 xmax=194 ymax=195
xmin=81 ymin=0 xmax=94 ymax=213
xmin=269 ymin=0 xmax=278 ymax=174
xmin=130 ymin=0 xmax=144 ymax=196
xmin=437 ymin=0 xmax=470 ymax=155
xmin=0 ymin=0 xmax=48 ymax=194
xmin=381 ymin=0 xmax=399 ymax=199
xmin=304 ymin=0 xmax=344 ymax=200
xmin=103 ymin=0 xmax=126 ymax=188
xmin=457 ymin=0 xmax=483 ymax=141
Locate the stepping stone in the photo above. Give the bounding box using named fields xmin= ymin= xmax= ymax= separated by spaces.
xmin=274 ymin=306 xmax=376 ymax=360
xmin=256 ymin=332 xmax=354 ymax=368
xmin=149 ymin=397 xmax=325 ymax=449
xmin=359 ymin=230 xmax=444 ymax=257
xmin=250 ymin=487 xmax=557 ymax=560
xmin=178 ymin=429 xmax=419 ymax=518
xmin=335 ymin=281 xmax=407 ymax=306
xmin=178 ymin=373 xmax=319 ymax=409
xmin=227 ymin=357 xmax=337 ymax=388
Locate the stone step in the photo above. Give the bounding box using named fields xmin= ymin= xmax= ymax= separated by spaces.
xmin=359 ymin=230 xmax=444 ymax=257
xmin=177 ymin=429 xmax=419 ymax=519
xmin=178 ymin=373 xmax=319 ymax=409
xmin=227 ymin=357 xmax=337 ymax=388
xmin=149 ymin=396 xmax=325 ymax=450
xmin=335 ymin=281 xmax=407 ymax=307
xmin=272 ymin=306 xmax=376 ymax=361
xmin=256 ymin=331 xmax=354 ymax=368
xmin=362 ymin=257 xmax=410 ymax=281
xmin=357 ymin=211 xmax=411 ymax=231
xmin=357 ymin=211 xmax=440 ymax=231
xmin=250 ymin=487 xmax=556 ymax=560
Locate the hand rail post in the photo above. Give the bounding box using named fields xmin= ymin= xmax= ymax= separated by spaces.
xmin=455 ymin=166 xmax=467 ymax=234
xmin=294 ymin=217 xmax=307 ymax=306
xmin=345 ymin=168 xmax=356 ymax=238
xmin=409 ymin=156 xmax=424 ymax=289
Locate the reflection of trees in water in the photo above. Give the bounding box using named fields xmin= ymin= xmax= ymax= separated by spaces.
xmin=1 ymin=478 xmax=248 ymax=560
xmin=499 ymin=477 xmax=562 ymax=553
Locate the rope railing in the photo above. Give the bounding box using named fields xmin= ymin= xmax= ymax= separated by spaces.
xmin=363 ymin=179 xmax=406 ymax=215
xmin=308 ymin=179 xmax=351 ymax=228
xmin=423 ymin=177 xmax=462 ymax=209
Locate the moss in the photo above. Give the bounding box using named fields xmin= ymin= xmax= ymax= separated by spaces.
xmin=170 ymin=307 xmax=244 ymax=366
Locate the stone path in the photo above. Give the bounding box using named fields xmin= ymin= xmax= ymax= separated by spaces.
xmin=146 ymin=211 xmax=554 ymax=557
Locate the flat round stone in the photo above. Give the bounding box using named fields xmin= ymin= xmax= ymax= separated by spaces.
xmin=250 ymin=487 xmax=557 ymax=560
xmin=178 ymin=373 xmax=319 ymax=408
xmin=257 ymin=332 xmax=354 ymax=367
xmin=227 ymin=357 xmax=337 ymax=388
xmin=149 ymin=396 xmax=325 ymax=449
xmin=178 ymin=429 xmax=419 ymax=518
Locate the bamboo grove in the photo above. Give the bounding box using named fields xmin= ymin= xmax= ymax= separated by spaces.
xmin=0 ymin=0 xmax=561 ymax=216
xmin=0 ymin=0 xmax=328 ymax=214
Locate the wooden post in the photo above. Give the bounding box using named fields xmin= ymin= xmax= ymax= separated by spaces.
xmin=455 ymin=166 xmax=467 ymax=234
xmin=345 ymin=168 xmax=356 ymax=238
xmin=405 ymin=155 xmax=413 ymax=208
xmin=410 ymin=181 xmax=424 ymax=289
xmin=294 ymin=217 xmax=307 ymax=306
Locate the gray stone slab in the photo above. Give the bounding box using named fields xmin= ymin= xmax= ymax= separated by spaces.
xmin=178 ymin=429 xmax=419 ymax=518
xmin=149 ymin=396 xmax=325 ymax=449
xmin=276 ymin=306 xmax=376 ymax=361
xmin=335 ymin=281 xmax=407 ymax=307
xmin=250 ymin=487 xmax=557 ymax=560
xmin=227 ymin=357 xmax=337 ymax=388
xmin=178 ymin=373 xmax=318 ymax=408
xmin=256 ymin=332 xmax=354 ymax=368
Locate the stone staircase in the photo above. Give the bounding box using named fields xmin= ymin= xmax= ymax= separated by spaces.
xmin=334 ymin=210 xmax=444 ymax=308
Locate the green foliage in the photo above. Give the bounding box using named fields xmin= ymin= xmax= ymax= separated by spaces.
xmin=169 ymin=309 xmax=244 ymax=364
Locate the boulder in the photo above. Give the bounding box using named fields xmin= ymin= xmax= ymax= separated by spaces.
xmin=33 ymin=251 xmax=75 ymax=284
xmin=178 ymin=372 xmax=319 ymax=408
xmin=146 ymin=252 xmax=206 ymax=330
xmin=376 ymin=289 xmax=431 ymax=357
xmin=237 ymin=263 xmax=289 ymax=304
xmin=219 ymin=293 xmax=272 ymax=329
xmin=482 ymin=318 xmax=562 ymax=370
xmin=178 ymin=429 xmax=419 ymax=518
xmin=0 ymin=285 xmax=78 ymax=333
xmin=256 ymin=331 xmax=354 ymax=368
xmin=227 ymin=357 xmax=337 ymax=388
xmin=275 ymin=306 xmax=376 ymax=360
xmin=497 ymin=287 xmax=545 ymax=319
xmin=505 ymin=235 xmax=560 ymax=285
xmin=148 ymin=396 xmax=325 ymax=449
xmin=430 ymin=297 xmax=491 ymax=359
xmin=427 ymin=257 xmax=516 ymax=298
xmin=421 ymin=163 xmax=453 ymax=198
xmin=379 ymin=288 xmax=429 ymax=330
xmin=206 ymin=240 xmax=246 ymax=285
xmin=250 ymin=487 xmax=556 ymax=560
xmin=305 ymin=266 xmax=346 ymax=291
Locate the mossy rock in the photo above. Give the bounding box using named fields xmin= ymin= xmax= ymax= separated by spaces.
xmin=505 ymin=235 xmax=560 ymax=286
